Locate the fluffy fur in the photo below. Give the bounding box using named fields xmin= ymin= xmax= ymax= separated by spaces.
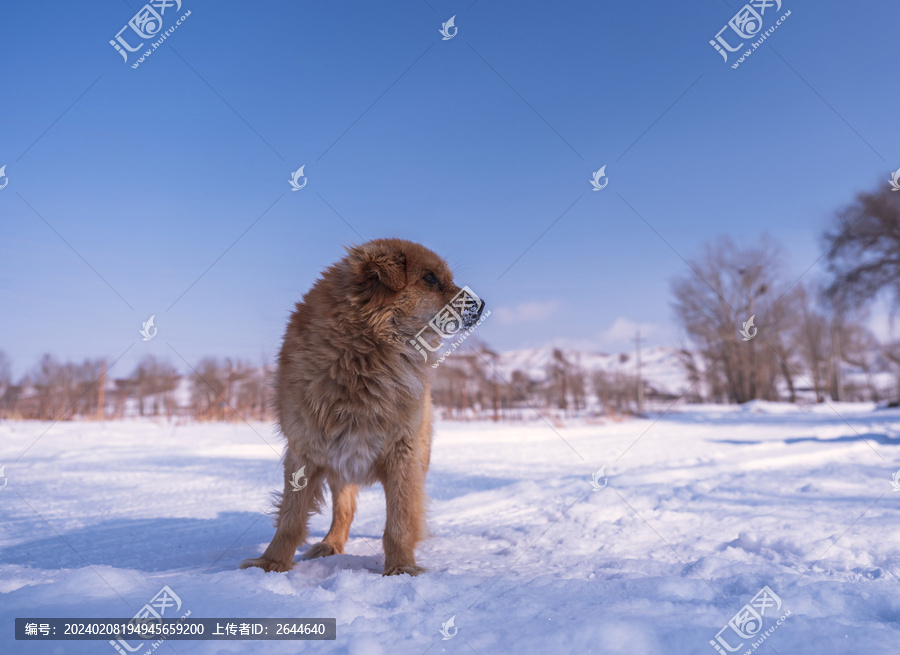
xmin=240 ymin=238 xmax=483 ymax=576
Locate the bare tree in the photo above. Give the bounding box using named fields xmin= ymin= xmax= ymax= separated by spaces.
xmin=0 ymin=351 xmax=11 ymax=418
xmin=26 ymin=355 xmax=104 ymax=419
xmin=131 ymin=356 xmax=179 ymax=416
xmin=471 ymin=344 xmax=502 ymax=421
xmin=191 ymin=357 xmax=227 ymax=420
xmin=825 ymin=186 xmax=900 ymax=309
xmin=234 ymin=361 xmax=272 ymax=421
xmin=32 ymin=354 xmax=71 ymax=419
xmin=840 ymin=323 xmax=883 ymax=402
xmin=593 ymin=370 xmax=639 ymax=414
xmin=72 ymin=359 xmax=105 ymax=417
xmin=546 ymin=349 xmax=570 ymax=411
xmin=671 ymin=235 xmax=800 ymax=403
xmin=883 ymin=339 xmax=900 ymax=404
xmin=675 ymin=348 xmax=710 ymax=403
xmin=569 ymin=367 xmax=587 ymax=411
xmin=508 ymin=369 xmax=535 ymax=417
xmin=790 ymin=284 xmax=830 ymax=402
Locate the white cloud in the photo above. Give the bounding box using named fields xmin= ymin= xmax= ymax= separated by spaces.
xmin=546 ymin=317 xmax=663 ymax=353
xmin=494 ymin=299 xmax=561 ymax=324
xmin=600 ymin=317 xmax=659 ymax=343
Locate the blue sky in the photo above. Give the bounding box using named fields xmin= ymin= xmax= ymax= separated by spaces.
xmin=1 ymin=0 xmax=897 ymax=378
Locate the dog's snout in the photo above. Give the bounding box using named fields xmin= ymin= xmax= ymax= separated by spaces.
xmin=461 ymin=298 xmax=485 ymax=329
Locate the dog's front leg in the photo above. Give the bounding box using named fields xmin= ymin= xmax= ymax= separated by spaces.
xmin=378 ymin=444 xmax=427 ymax=576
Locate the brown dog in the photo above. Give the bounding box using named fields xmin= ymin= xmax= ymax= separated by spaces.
xmin=240 ymin=238 xmax=483 ymax=576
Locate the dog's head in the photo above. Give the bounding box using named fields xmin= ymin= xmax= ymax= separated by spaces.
xmin=343 ymin=238 xmax=484 ymax=343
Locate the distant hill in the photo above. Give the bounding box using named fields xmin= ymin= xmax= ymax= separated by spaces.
xmin=488 ymin=343 xmax=897 ymax=404
xmin=494 ymin=345 xmax=689 ymax=397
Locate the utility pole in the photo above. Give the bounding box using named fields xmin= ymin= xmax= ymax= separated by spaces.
xmin=832 ymin=324 xmax=843 ymax=402
xmin=492 ymin=375 xmax=499 ymax=422
xmin=636 ymin=330 xmax=644 ymax=414
xmin=96 ymin=359 xmax=106 ymax=420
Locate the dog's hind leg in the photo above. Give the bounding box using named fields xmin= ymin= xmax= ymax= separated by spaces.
xmin=240 ymin=456 xmax=324 ymax=572
xmin=303 ymin=480 xmax=358 ymax=560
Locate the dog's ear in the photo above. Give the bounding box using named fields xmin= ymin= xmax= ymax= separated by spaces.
xmin=363 ymin=250 xmax=407 ymax=291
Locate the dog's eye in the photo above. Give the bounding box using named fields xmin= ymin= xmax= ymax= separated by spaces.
xmin=423 ymin=272 xmax=439 ymax=287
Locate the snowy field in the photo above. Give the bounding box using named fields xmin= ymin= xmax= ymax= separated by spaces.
xmin=2 ymin=403 xmax=900 ymax=654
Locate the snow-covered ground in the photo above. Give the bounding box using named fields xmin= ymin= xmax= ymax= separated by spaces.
xmin=2 ymin=403 xmax=900 ymax=654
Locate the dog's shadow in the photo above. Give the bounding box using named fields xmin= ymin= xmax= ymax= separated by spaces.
xmin=425 ymin=471 xmax=516 ymax=501
xmin=292 ymin=552 xmax=384 ymax=577
xmin=1 ymin=473 xmax=516 ymax=573
xmin=782 ymin=432 xmax=898 ymax=446
xmin=709 ymin=432 xmax=898 ymax=447
xmin=0 ymin=511 xmax=291 ymax=573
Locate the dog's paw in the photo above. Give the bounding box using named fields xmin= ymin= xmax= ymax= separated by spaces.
xmin=382 ymin=565 xmax=426 ymax=577
xmin=238 ymin=557 xmax=294 ymax=572
xmin=302 ymin=542 xmax=338 ymax=560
